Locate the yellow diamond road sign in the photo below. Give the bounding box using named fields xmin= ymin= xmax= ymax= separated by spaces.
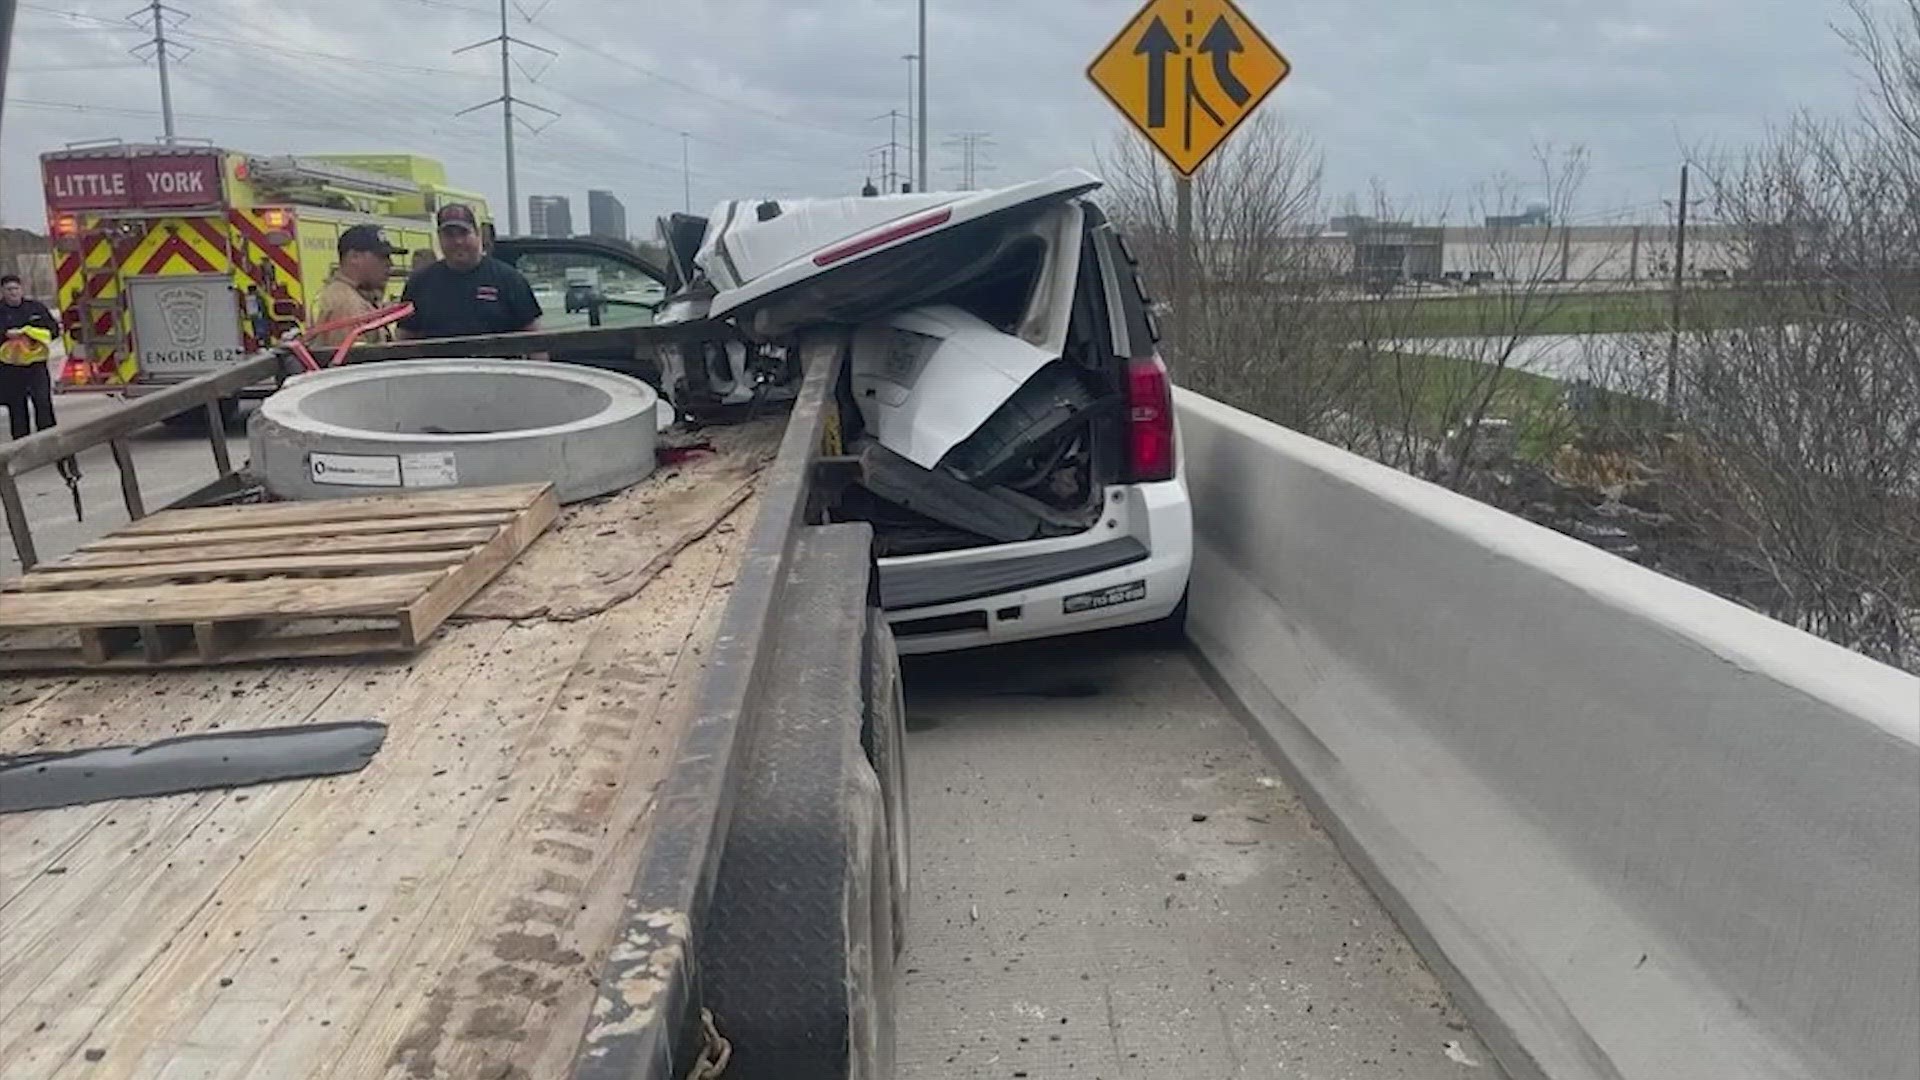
xmin=1088 ymin=0 xmax=1291 ymax=176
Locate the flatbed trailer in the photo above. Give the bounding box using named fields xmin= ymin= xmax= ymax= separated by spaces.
xmin=0 ymin=329 xmax=909 ymax=1080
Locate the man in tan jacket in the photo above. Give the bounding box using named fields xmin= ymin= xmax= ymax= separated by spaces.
xmin=309 ymin=225 xmax=404 ymax=348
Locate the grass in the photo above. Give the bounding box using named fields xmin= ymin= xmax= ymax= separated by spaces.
xmin=1354 ymin=351 xmax=1659 ymax=463
xmin=1361 ymin=287 xmax=1782 ymax=338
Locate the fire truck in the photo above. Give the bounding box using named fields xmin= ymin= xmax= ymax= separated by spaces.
xmin=41 ymin=143 xmax=490 ymax=404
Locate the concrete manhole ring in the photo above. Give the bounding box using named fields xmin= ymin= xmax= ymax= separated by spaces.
xmin=249 ymin=359 xmax=659 ymax=503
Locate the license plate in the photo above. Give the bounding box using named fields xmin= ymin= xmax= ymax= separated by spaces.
xmin=1063 ymin=580 xmax=1147 ymax=615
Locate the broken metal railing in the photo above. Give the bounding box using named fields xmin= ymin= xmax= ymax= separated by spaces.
xmin=0 ymin=351 xmax=296 ymax=571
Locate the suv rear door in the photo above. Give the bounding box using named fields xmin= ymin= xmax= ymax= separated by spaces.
xmin=696 ymin=170 xmax=1102 ymax=338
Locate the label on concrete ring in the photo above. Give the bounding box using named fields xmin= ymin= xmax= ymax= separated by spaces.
xmin=402 ymin=452 xmax=459 ymax=488
xmin=309 ymin=451 xmax=402 ymax=488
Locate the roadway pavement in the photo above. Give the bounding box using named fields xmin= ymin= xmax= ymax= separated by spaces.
xmin=2 ymin=392 xmax=249 ymax=578
xmin=896 ymin=638 xmax=1496 ymax=1078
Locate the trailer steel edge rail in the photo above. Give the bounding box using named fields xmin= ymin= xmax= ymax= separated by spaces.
xmin=570 ymin=330 xmax=851 ymax=1079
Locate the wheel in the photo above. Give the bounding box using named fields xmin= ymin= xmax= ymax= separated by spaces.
xmin=864 ymin=610 xmax=911 ymax=952
xmin=700 ymin=525 xmax=900 ymax=1079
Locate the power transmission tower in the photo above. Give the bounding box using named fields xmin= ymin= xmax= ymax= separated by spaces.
xmin=456 ymin=0 xmax=558 ymax=236
xmin=128 ymin=0 xmax=191 ymax=144
xmin=870 ymin=110 xmax=908 ymax=193
xmin=943 ymin=132 xmax=993 ymax=190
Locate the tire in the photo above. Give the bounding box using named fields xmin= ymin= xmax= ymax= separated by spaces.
xmin=863 ymin=610 xmax=911 ymax=952
xmin=702 ymin=525 xmax=900 ymax=1079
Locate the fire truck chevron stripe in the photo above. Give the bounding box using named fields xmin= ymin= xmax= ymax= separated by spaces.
xmin=229 ymin=210 xmax=300 ymax=280
xmin=136 ymin=233 xmax=216 ymax=275
xmin=185 ymin=216 xmax=229 ymax=255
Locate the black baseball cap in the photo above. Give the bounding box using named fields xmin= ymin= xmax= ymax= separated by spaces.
xmin=339 ymin=225 xmax=404 ymax=258
xmin=436 ymin=203 xmax=480 ymax=233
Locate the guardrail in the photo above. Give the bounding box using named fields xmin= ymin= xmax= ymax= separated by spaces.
xmin=1177 ymin=388 xmax=1920 ymax=1080
xmin=0 ymin=351 xmax=293 ymax=570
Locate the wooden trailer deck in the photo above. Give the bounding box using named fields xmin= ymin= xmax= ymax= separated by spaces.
xmin=0 ymin=421 xmax=779 ymax=1080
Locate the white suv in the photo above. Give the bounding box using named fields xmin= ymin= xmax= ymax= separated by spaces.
xmin=661 ymin=171 xmax=1193 ymax=653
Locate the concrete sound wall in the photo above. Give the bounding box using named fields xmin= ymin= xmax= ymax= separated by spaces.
xmin=1177 ymin=390 xmax=1920 ymax=1080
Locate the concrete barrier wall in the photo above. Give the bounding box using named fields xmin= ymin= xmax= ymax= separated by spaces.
xmin=1177 ymin=390 xmax=1920 ymax=1080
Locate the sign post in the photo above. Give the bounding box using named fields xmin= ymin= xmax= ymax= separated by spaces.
xmin=1088 ymin=0 xmax=1290 ymax=353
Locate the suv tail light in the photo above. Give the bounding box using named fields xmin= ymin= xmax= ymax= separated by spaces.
xmin=813 ymin=207 xmax=952 ymax=266
xmin=1125 ymin=354 xmax=1176 ymax=483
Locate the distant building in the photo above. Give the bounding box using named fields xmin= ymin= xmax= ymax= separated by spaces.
xmin=1484 ymin=203 xmax=1552 ymax=230
xmin=1350 ymin=222 xmax=1445 ymax=286
xmin=528 ymin=195 xmax=572 ymax=238
xmin=1440 ymin=224 xmax=1742 ymax=284
xmin=587 ymin=190 xmax=627 ymax=242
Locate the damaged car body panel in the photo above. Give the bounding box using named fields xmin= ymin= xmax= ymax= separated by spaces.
xmin=697 ymin=169 xmax=1101 ymax=329
xmin=653 ymin=168 xmax=1193 ymax=652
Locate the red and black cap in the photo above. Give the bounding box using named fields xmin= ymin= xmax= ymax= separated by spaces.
xmin=435 ymin=203 xmax=480 ymax=233
xmin=338 ymin=224 xmax=404 ymax=258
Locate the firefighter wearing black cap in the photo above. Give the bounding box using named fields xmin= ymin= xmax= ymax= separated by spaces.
xmin=310 ymin=225 xmax=404 ymax=348
xmin=397 ymin=203 xmax=543 ymax=340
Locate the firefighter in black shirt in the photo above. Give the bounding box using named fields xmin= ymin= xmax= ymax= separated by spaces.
xmin=397 ymin=204 xmax=544 ymax=341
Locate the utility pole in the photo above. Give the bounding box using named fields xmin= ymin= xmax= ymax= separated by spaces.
xmin=681 ymin=132 xmax=692 ymax=213
xmin=1173 ymin=170 xmax=1192 ymax=359
xmin=903 ymin=53 xmax=918 ymax=192
xmin=916 ymin=0 xmax=928 ymax=191
xmin=456 ymin=0 xmax=557 ymax=236
xmin=128 ymin=0 xmax=188 ymax=144
xmin=1665 ymin=163 xmax=1689 ymax=409
xmin=0 ymin=1 xmax=13 ymax=107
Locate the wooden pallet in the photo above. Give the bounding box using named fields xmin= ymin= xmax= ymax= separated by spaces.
xmin=0 ymin=483 xmax=558 ymax=671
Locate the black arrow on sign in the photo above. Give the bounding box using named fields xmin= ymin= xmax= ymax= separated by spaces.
xmin=1134 ymin=15 xmax=1179 ymax=128
xmin=1199 ymin=15 xmax=1251 ymax=106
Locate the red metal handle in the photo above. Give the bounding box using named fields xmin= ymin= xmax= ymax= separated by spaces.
xmin=285 ymin=302 xmax=415 ymax=373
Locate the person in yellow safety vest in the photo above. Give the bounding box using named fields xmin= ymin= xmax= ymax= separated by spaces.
xmin=1 ymin=273 xmax=61 ymax=441
xmin=309 ymin=225 xmax=406 ymax=349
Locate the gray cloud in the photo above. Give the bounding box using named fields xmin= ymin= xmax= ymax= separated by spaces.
xmin=2 ymin=0 xmax=1867 ymax=231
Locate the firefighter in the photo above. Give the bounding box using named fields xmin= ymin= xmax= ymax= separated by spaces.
xmin=0 ymin=273 xmax=61 ymax=440
xmin=310 ymin=225 xmax=403 ymax=348
xmin=396 ymin=204 xmax=542 ymax=340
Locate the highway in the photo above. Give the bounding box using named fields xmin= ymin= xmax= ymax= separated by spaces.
xmin=896 ymin=639 xmax=1493 ymax=1078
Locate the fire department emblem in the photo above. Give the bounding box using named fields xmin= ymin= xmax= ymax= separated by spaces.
xmin=156 ymin=285 xmax=206 ymax=348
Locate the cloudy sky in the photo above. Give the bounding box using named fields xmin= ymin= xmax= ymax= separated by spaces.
xmin=0 ymin=0 xmax=1873 ymax=233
